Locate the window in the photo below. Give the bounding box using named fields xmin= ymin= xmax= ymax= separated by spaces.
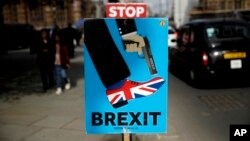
xmin=220 ymin=1 xmax=225 ymax=9
xmin=235 ymin=0 xmax=242 ymax=9
xmin=29 ymin=6 xmax=43 ymax=22
xmin=180 ymin=27 xmax=194 ymax=46
xmin=182 ymin=30 xmax=190 ymax=45
xmin=205 ymin=23 xmax=250 ymax=42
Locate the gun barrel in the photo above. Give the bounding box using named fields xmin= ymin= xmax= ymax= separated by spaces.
xmin=142 ymin=38 xmax=157 ymax=75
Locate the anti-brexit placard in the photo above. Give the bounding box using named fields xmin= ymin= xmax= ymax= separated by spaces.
xmin=84 ymin=18 xmax=168 ymax=134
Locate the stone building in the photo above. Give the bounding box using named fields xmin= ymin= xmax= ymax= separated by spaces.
xmin=190 ymin=0 xmax=250 ymax=21
xmin=2 ymin=0 xmax=93 ymax=29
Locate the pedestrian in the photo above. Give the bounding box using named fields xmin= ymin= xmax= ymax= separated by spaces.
xmin=53 ymin=31 xmax=71 ymax=95
xmin=49 ymin=22 xmax=60 ymax=39
xmin=36 ymin=29 xmax=54 ymax=92
xmin=61 ymin=23 xmax=78 ymax=58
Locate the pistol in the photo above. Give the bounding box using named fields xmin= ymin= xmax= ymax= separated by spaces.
xmin=123 ymin=38 xmax=157 ymax=75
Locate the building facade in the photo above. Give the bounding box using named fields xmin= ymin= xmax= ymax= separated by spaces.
xmin=200 ymin=0 xmax=250 ymax=11
xmin=190 ymin=0 xmax=250 ymax=21
xmin=2 ymin=0 xmax=93 ymax=29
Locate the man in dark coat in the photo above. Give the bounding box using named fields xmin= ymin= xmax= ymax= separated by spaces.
xmin=36 ymin=29 xmax=54 ymax=92
xmin=61 ymin=23 xmax=78 ymax=58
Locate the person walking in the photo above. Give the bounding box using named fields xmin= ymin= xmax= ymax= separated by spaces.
xmin=61 ymin=23 xmax=78 ymax=58
xmin=53 ymin=31 xmax=71 ymax=95
xmin=36 ymin=29 xmax=54 ymax=92
xmin=50 ymin=23 xmax=60 ymax=40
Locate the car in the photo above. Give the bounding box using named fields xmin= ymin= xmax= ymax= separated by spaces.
xmin=2 ymin=23 xmax=36 ymax=51
xmin=169 ymin=18 xmax=250 ymax=87
xmin=168 ymin=25 xmax=178 ymax=48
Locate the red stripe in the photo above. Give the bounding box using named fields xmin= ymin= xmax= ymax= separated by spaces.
xmin=107 ymin=89 xmax=118 ymax=95
xmin=150 ymin=77 xmax=162 ymax=82
xmin=111 ymin=94 xmax=120 ymax=104
xmin=139 ymin=87 xmax=155 ymax=93
xmin=124 ymin=89 xmax=133 ymax=100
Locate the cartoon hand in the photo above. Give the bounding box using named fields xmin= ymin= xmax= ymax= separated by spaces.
xmin=122 ymin=34 xmax=145 ymax=55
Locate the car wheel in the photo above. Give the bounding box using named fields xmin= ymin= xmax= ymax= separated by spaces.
xmin=168 ymin=54 xmax=174 ymax=72
xmin=168 ymin=58 xmax=171 ymax=68
xmin=188 ymin=69 xmax=200 ymax=87
xmin=190 ymin=70 xmax=195 ymax=80
xmin=188 ymin=69 xmax=209 ymax=88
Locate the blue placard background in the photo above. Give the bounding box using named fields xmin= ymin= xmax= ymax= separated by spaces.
xmin=84 ymin=18 xmax=168 ymax=134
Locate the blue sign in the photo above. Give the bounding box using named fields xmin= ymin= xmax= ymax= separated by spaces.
xmin=84 ymin=18 xmax=168 ymax=134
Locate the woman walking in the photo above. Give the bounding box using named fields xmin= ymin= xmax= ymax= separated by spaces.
xmin=36 ymin=29 xmax=54 ymax=92
xmin=53 ymin=32 xmax=71 ymax=95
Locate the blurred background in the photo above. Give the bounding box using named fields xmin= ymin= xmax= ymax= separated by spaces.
xmin=0 ymin=0 xmax=250 ymax=141
xmin=0 ymin=0 xmax=250 ymax=53
xmin=1 ymin=0 xmax=250 ymax=27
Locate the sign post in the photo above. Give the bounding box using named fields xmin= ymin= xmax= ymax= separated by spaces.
xmin=122 ymin=133 xmax=132 ymax=141
xmin=84 ymin=3 xmax=168 ymax=141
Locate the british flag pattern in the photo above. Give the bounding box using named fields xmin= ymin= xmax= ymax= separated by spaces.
xmin=106 ymin=77 xmax=165 ymax=106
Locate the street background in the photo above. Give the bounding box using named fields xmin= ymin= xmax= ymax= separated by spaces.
xmin=1 ymin=0 xmax=250 ymax=140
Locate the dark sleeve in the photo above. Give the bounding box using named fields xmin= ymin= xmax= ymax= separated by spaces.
xmin=116 ymin=19 xmax=137 ymax=36
xmin=36 ymin=40 xmax=42 ymax=54
xmin=84 ymin=19 xmax=131 ymax=88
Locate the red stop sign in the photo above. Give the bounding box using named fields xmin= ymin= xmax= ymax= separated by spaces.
xmin=106 ymin=3 xmax=147 ymax=18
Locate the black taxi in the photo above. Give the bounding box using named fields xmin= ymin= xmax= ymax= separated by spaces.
xmin=169 ymin=18 xmax=250 ymax=86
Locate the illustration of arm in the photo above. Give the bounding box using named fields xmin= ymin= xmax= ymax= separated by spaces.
xmin=116 ymin=19 xmax=157 ymax=75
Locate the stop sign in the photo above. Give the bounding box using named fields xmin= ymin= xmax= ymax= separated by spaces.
xmin=106 ymin=3 xmax=147 ymax=18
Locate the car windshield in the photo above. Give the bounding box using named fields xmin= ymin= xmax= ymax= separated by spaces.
xmin=205 ymin=23 xmax=250 ymax=42
xmin=168 ymin=26 xmax=176 ymax=34
xmin=169 ymin=29 xmax=175 ymax=34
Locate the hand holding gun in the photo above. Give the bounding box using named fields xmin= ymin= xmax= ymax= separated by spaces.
xmin=122 ymin=33 xmax=157 ymax=75
xmin=123 ymin=34 xmax=145 ymax=55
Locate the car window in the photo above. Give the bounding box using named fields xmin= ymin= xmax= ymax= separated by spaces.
xmin=206 ymin=23 xmax=250 ymax=42
xmin=181 ymin=28 xmax=194 ymax=45
xmin=168 ymin=26 xmax=176 ymax=34
xmin=169 ymin=29 xmax=175 ymax=34
xmin=182 ymin=30 xmax=189 ymax=45
xmin=177 ymin=26 xmax=195 ymax=49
